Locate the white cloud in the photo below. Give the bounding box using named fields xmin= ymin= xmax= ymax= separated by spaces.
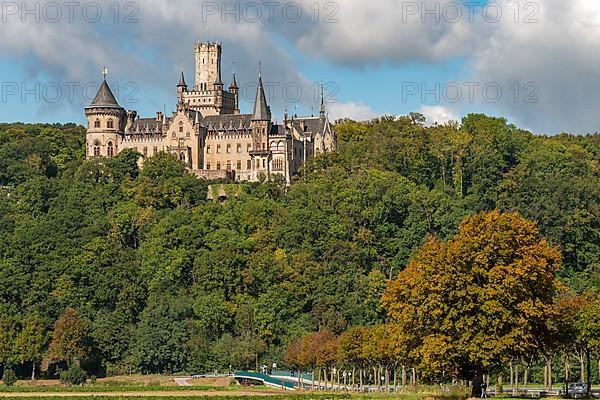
xmin=418 ymin=105 xmax=459 ymax=126
xmin=328 ymin=101 xmax=378 ymax=121
xmin=467 ymin=0 xmax=600 ymax=134
xmin=294 ymin=0 xmax=473 ymax=65
xmin=1 ymin=0 xmax=599 ymax=132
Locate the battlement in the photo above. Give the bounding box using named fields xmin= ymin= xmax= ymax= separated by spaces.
xmin=195 ymin=40 xmax=221 ymax=49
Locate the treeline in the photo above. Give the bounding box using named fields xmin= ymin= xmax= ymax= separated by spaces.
xmin=284 ymin=212 xmax=600 ymax=395
xmin=0 ymin=115 xmax=597 ymax=381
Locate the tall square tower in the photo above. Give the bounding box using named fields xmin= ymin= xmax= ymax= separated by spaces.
xmin=195 ymin=41 xmax=222 ymax=90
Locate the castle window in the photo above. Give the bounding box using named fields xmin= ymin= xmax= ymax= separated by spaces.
xmin=180 ymin=152 xmax=185 ymax=161
xmin=263 ymin=159 xmax=266 ymax=168
xmin=216 ymin=144 xmax=221 ymax=154
xmin=247 ymin=144 xmax=251 ymax=152
xmin=216 ymin=162 xmax=221 ymax=170
xmin=93 ymin=140 xmax=101 ymax=157
xmin=186 ymin=131 xmax=190 ymax=138
xmin=153 ymin=147 xmax=158 ymax=155
xmin=94 ymin=119 xmax=100 ymax=128
xmin=107 ymin=119 xmax=114 ymax=129
xmin=107 ymin=142 xmax=114 ymax=157
xmin=226 ymin=144 xmax=231 ymax=153
xmin=143 ymin=147 xmax=148 ymax=157
xmin=206 ymin=163 xmax=211 ymax=170
xmin=237 ymin=160 xmax=241 ymax=170
xmin=226 ymin=161 xmax=231 ymax=171
xmin=207 ymin=145 xmax=211 ymax=154
xmin=172 ymin=131 xmax=176 ymax=138
xmin=237 ymin=144 xmax=242 ymax=153
xmin=247 ymin=160 xmax=251 ymax=170
xmin=179 ymin=122 xmax=184 ymax=133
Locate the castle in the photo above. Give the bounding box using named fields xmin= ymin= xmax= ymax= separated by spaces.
xmin=85 ymin=41 xmax=337 ymax=183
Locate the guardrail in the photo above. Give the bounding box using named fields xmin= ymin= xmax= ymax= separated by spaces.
xmin=233 ymin=371 xmax=296 ymax=391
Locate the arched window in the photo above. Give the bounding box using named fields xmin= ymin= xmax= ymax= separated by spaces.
xmin=179 ymin=121 xmax=184 ymax=133
xmin=107 ymin=119 xmax=114 ymax=129
xmin=94 ymin=119 xmax=100 ymax=128
xmin=179 ymin=152 xmax=185 ymax=161
xmin=107 ymin=141 xmax=114 ymax=157
xmin=93 ymin=140 xmax=101 ymax=157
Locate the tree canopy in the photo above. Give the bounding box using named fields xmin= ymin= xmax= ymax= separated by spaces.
xmin=0 ymin=117 xmax=597 ymax=379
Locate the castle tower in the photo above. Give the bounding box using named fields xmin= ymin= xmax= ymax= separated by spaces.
xmin=195 ymin=41 xmax=221 ymax=91
xmin=177 ymin=68 xmax=188 ymax=102
xmin=229 ymin=71 xmax=240 ymax=115
xmin=84 ymin=70 xmax=125 ymax=158
xmin=250 ymin=71 xmax=272 ymax=179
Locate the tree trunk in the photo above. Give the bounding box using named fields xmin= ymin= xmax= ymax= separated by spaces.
xmin=402 ymin=365 xmax=406 ymax=387
xmin=514 ymin=363 xmax=519 ymax=395
xmin=471 ymin=368 xmax=484 ymax=398
xmin=510 ymin=362 xmax=514 ymax=388
xmin=547 ymin=357 xmax=552 ymax=390
xmin=497 ymin=374 xmax=504 ymax=396
xmin=577 ymin=351 xmax=585 ymax=383
xmin=586 ymin=350 xmax=591 ymax=398
xmin=393 ymin=368 xmax=397 ymax=387
xmin=565 ymin=356 xmax=570 ymax=398
xmin=352 ymin=367 xmax=355 ymax=389
xmin=524 ymin=366 xmax=529 ymax=387
xmin=31 ymin=362 xmax=36 ymax=381
xmin=544 ymin=363 xmax=548 ymax=390
xmin=317 ymin=368 xmax=321 ymax=390
xmin=359 ymin=368 xmax=363 ymax=388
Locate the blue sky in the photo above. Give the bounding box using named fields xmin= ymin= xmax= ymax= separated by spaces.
xmin=0 ymin=0 xmax=597 ymax=134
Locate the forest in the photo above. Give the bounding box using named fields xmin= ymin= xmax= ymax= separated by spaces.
xmin=0 ymin=114 xmax=598 ymax=388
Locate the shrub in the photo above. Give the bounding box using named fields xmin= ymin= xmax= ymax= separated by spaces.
xmin=59 ymin=364 xmax=87 ymax=386
xmin=2 ymin=369 xmax=17 ymax=386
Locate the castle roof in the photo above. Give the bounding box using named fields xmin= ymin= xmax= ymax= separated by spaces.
xmin=204 ymin=114 xmax=253 ymax=130
xmin=88 ymin=79 xmax=122 ymax=109
xmin=229 ymin=72 xmax=238 ymax=89
xmin=178 ymin=69 xmax=187 ymax=87
xmin=252 ymin=75 xmax=271 ymax=121
xmin=127 ymin=117 xmax=167 ymax=135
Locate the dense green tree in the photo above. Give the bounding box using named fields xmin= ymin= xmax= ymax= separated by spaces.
xmin=15 ymin=313 xmax=48 ymax=379
xmin=132 ymin=294 xmax=193 ymax=373
xmin=0 ymin=120 xmax=597 ymax=379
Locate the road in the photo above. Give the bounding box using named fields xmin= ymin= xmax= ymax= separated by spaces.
xmin=173 ymin=377 xmax=192 ymax=386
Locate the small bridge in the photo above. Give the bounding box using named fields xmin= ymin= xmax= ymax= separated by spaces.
xmin=233 ymin=371 xmax=297 ymax=391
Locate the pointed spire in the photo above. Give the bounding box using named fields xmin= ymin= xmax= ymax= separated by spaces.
xmin=320 ymin=83 xmax=326 ymax=117
xmin=229 ymin=63 xmax=238 ymax=89
xmin=252 ymin=71 xmax=271 ymax=121
xmin=178 ymin=67 xmax=187 ymax=88
xmin=87 ymin=69 xmax=121 ymax=109
xmin=194 ymin=110 xmax=200 ymax=125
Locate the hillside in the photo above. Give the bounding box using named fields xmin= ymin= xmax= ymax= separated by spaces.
xmin=0 ymin=114 xmax=598 ymax=376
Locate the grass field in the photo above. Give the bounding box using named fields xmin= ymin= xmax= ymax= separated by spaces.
xmin=0 ymin=395 xmax=463 ymax=400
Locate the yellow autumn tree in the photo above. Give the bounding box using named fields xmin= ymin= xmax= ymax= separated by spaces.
xmin=382 ymin=211 xmax=561 ymax=396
